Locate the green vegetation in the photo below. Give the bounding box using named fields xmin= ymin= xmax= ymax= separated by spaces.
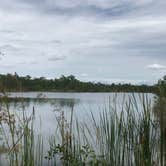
xmin=45 ymin=94 xmax=164 ymax=166
xmin=0 ymin=73 xmax=158 ymax=93
xmin=0 ymin=92 xmax=166 ymax=166
xmin=0 ymin=94 xmax=43 ymax=166
xmin=0 ymin=76 xmax=166 ymax=165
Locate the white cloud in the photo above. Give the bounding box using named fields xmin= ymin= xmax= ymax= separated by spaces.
xmin=81 ymin=73 xmax=88 ymax=77
xmin=146 ymin=63 xmax=166 ymax=70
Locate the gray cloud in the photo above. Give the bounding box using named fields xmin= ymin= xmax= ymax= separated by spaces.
xmin=0 ymin=0 xmax=166 ymax=84
xmin=48 ymin=55 xmax=66 ymax=61
xmin=0 ymin=0 xmax=165 ymax=18
xmin=0 ymin=44 xmax=19 ymax=52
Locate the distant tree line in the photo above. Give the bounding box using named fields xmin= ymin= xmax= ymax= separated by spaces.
xmin=0 ymin=73 xmax=160 ymax=93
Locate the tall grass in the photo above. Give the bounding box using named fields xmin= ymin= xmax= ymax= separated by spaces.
xmin=0 ymin=93 xmax=166 ymax=166
xmin=45 ymin=94 xmax=163 ymax=166
xmin=0 ymin=93 xmax=43 ymax=166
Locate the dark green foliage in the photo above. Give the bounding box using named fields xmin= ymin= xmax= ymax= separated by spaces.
xmin=0 ymin=73 xmax=158 ymax=93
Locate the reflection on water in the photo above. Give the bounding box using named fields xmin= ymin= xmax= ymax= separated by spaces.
xmin=2 ymin=97 xmax=80 ymax=111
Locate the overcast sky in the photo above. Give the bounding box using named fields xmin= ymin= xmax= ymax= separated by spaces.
xmin=0 ymin=0 xmax=166 ymax=84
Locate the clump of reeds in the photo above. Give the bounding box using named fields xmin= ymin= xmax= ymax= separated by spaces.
xmin=45 ymin=94 xmax=164 ymax=166
xmin=0 ymin=91 xmax=165 ymax=166
xmin=0 ymin=93 xmax=43 ymax=166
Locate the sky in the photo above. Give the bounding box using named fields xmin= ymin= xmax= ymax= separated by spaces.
xmin=0 ymin=0 xmax=166 ymax=84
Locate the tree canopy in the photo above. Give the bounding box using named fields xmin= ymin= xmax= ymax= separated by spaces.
xmin=0 ymin=73 xmax=159 ymax=93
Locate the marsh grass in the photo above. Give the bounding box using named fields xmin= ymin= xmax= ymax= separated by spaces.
xmin=0 ymin=93 xmax=43 ymax=166
xmin=0 ymin=92 xmax=166 ymax=166
xmin=45 ymin=94 xmax=164 ymax=166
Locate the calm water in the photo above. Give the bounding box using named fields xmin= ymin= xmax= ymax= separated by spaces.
xmin=0 ymin=92 xmax=155 ymax=165
xmin=3 ymin=92 xmax=155 ymax=138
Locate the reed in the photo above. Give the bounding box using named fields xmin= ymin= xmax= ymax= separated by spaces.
xmin=0 ymin=93 xmax=43 ymax=166
xmin=46 ymin=94 xmax=163 ymax=166
xmin=0 ymin=92 xmax=165 ymax=166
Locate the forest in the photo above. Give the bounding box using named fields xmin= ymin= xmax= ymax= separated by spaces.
xmin=0 ymin=73 xmax=159 ymax=93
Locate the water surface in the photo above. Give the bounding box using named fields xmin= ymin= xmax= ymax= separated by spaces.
xmin=0 ymin=92 xmax=155 ymax=165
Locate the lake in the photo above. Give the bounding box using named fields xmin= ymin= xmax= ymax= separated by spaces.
xmin=0 ymin=92 xmax=156 ymax=165
xmin=4 ymin=92 xmax=155 ymax=135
